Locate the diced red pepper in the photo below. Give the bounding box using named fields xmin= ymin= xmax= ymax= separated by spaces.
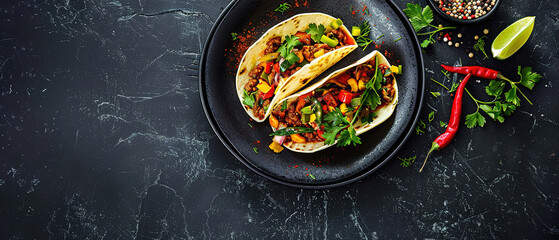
xmin=322 ymin=104 xmax=329 ymax=113
xmin=265 ymin=61 xmax=273 ymax=74
xmin=323 ymin=92 xmax=338 ymax=107
xmin=338 ymin=90 xmax=353 ymax=104
xmin=294 ymin=31 xmax=311 ymax=45
xmin=316 ymin=130 xmax=325 ymax=140
xmin=273 ymin=62 xmax=280 ymax=74
xmin=259 ymin=85 xmax=275 ymax=99
xmin=335 ymin=74 xmax=352 ymax=85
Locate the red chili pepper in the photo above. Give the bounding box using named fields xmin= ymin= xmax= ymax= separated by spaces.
xmin=440 ymin=64 xmax=513 ymax=81
xmin=338 ymin=90 xmax=353 ymax=104
xmin=259 ymin=84 xmax=275 ymax=100
xmin=420 ymin=74 xmax=471 ymax=173
xmin=273 ymin=62 xmax=280 ymax=74
xmin=265 ymin=61 xmax=273 ymax=74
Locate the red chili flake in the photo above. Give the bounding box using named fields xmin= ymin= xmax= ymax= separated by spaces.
xmin=306 ymin=173 xmax=309 ymax=176
xmin=305 ymin=168 xmax=308 ymax=170
xmin=288 ymin=165 xmax=291 ymax=167
xmin=294 ymin=165 xmax=298 ymax=168
xmin=386 ymin=17 xmax=389 ymax=20
xmin=382 ymin=41 xmax=385 ymax=44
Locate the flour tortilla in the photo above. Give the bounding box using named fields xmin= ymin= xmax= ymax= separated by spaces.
xmin=236 ymin=13 xmax=357 ymax=122
xmin=274 ymin=50 xmax=399 ymax=153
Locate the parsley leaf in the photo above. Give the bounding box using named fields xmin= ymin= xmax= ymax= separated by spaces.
xmin=231 ymin=32 xmax=238 ymax=40
xmin=322 ymin=125 xmax=345 ymax=146
xmin=253 ymin=147 xmax=258 ymax=153
xmin=430 ymin=91 xmax=441 ymax=97
xmin=480 ymin=104 xmax=504 ymax=123
xmin=280 ymin=52 xmax=300 ymax=72
xmin=278 ymin=35 xmax=302 ymax=58
xmin=501 ymin=103 xmax=516 ymax=116
xmin=439 ymin=121 xmax=448 ymax=128
xmin=420 ymin=39 xmax=432 ymax=48
xmin=281 ymin=100 xmax=288 ymax=111
xmin=505 ymin=87 xmax=520 ymax=106
xmin=242 ymin=90 xmax=255 ymax=107
xmin=448 ymin=82 xmax=459 ymax=93
xmin=306 ymin=23 xmax=325 ymax=43
xmin=399 ymin=156 xmax=416 ymax=167
xmin=518 ymin=66 xmax=541 ymax=90
xmin=361 ymin=112 xmax=377 ymax=124
xmin=465 ymin=111 xmax=486 ymax=128
xmin=473 ymin=35 xmax=489 ymax=59
xmin=485 ymin=80 xmax=505 ymax=97
xmin=337 ymin=128 xmax=361 ymax=147
xmin=402 ymin=3 xmax=433 ymax=32
xmin=428 ymin=111 xmax=435 ymax=122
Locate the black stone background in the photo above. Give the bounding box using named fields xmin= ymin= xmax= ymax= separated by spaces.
xmin=1 ymin=0 xmax=558 ymax=239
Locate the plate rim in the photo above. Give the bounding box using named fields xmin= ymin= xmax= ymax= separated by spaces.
xmin=199 ymin=0 xmax=425 ymax=189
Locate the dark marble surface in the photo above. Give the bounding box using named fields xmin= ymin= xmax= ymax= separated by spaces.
xmin=1 ymin=0 xmax=558 ymax=239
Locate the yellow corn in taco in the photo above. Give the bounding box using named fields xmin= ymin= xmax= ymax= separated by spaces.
xmin=237 ymin=13 xmax=357 ymax=122
xmin=269 ymin=51 xmax=398 ymax=153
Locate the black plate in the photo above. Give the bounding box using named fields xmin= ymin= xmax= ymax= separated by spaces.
xmin=200 ymin=0 xmax=425 ymax=188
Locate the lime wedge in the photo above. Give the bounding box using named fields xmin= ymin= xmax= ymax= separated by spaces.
xmin=491 ymin=16 xmax=535 ymax=60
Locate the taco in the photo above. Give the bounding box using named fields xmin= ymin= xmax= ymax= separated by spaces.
xmin=236 ymin=13 xmax=357 ymax=122
xmin=268 ymin=51 xmax=399 ymax=153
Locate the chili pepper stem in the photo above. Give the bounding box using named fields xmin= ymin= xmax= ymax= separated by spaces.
xmin=420 ymin=142 xmax=439 ymax=173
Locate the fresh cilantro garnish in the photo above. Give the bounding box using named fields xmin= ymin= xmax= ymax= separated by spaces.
xmin=281 ymin=100 xmax=288 ymax=111
xmin=253 ymin=147 xmax=259 ymax=153
xmin=361 ymin=112 xmax=377 ymax=124
xmin=518 ymin=66 xmax=541 ymax=90
xmin=274 ymin=3 xmax=291 ymax=13
xmin=403 ymin=3 xmax=455 ymax=48
xmin=473 ymin=35 xmax=489 ymax=59
xmin=242 ymin=89 xmax=255 ymax=107
xmin=337 ymin=128 xmax=361 ymax=147
xmin=439 ymin=121 xmax=448 ymax=128
xmin=355 ymin=21 xmax=374 ymax=50
xmin=399 ymin=156 xmax=416 ymax=167
xmin=305 ymin=23 xmax=325 ymax=43
xmin=231 ymin=32 xmax=238 ymax=41
xmin=277 ymin=35 xmax=302 ymax=72
xmin=428 ymin=111 xmax=435 ymax=122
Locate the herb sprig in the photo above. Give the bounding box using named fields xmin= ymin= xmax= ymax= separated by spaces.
xmin=403 ymin=3 xmax=456 ymax=48
xmin=274 ymin=3 xmax=291 ymax=13
xmin=355 ymin=21 xmax=374 ymax=50
xmin=432 ymin=66 xmax=541 ymax=128
xmin=399 ymin=156 xmax=417 ymax=167
xmin=277 ymin=35 xmax=302 ymax=72
xmin=473 ymin=36 xmax=489 ymax=59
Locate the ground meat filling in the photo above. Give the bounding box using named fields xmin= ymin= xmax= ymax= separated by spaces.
xmin=243 ymin=28 xmax=351 ymax=120
xmin=272 ymin=60 xmax=396 ymax=144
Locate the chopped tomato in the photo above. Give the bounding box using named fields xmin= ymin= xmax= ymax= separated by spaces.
xmin=338 ymin=90 xmax=353 ymax=104
xmin=259 ymin=84 xmax=275 ymax=99
xmin=294 ymin=31 xmax=311 ymax=45
xmin=298 ymin=92 xmax=313 ymax=101
xmin=335 ymin=74 xmax=352 ymax=85
xmin=265 ymin=61 xmax=273 ymax=74
xmin=316 ymin=130 xmax=325 ymax=140
xmin=323 ymin=92 xmax=338 ymax=107
xmin=273 ymin=62 xmax=280 ymax=74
